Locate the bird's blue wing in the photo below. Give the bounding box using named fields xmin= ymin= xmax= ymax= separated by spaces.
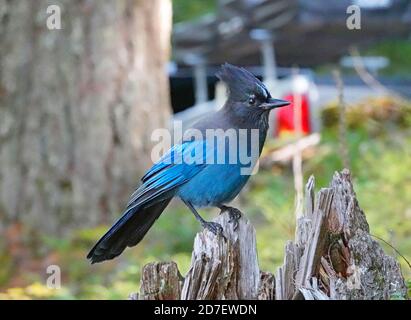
xmin=127 ymin=140 xmax=209 ymax=208
xmin=87 ymin=140 xmax=210 ymax=263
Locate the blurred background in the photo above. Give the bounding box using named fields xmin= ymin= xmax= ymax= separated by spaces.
xmin=0 ymin=0 xmax=410 ymax=299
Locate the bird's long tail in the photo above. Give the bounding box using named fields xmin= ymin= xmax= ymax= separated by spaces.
xmin=87 ymin=198 xmax=172 ymax=264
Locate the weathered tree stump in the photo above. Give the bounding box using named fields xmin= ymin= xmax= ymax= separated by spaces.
xmin=133 ymin=170 xmax=407 ymax=300
xmin=136 ymin=211 xmax=272 ymax=300
xmin=277 ymin=170 xmax=407 ymax=300
xmin=138 ymin=261 xmax=183 ymax=300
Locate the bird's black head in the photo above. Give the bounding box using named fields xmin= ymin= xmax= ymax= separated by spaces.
xmin=216 ymin=63 xmax=290 ymax=112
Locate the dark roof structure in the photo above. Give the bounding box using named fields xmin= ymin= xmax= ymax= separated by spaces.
xmin=172 ymin=0 xmax=411 ymax=67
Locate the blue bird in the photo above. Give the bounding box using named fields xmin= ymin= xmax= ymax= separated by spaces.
xmin=87 ymin=63 xmax=290 ymax=263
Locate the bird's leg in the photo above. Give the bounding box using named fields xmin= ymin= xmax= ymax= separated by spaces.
xmin=218 ymin=205 xmax=242 ymax=230
xmin=182 ymin=200 xmax=224 ymax=238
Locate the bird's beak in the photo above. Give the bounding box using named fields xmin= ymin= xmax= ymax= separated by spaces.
xmin=261 ymin=98 xmax=290 ymax=110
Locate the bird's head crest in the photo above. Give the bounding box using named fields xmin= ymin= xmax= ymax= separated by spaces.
xmin=216 ymin=63 xmax=270 ymax=102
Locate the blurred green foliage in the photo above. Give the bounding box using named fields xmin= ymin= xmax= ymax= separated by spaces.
xmin=173 ymin=0 xmax=216 ymax=24
xmin=1 ymin=96 xmax=410 ymax=299
xmin=365 ymin=40 xmax=411 ymax=76
xmin=316 ymin=40 xmax=411 ymax=76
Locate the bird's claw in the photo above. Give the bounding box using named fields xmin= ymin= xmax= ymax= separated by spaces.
xmin=228 ymin=208 xmax=242 ymax=230
xmin=202 ymin=221 xmax=225 ymax=239
xmin=219 ymin=206 xmax=242 ymax=231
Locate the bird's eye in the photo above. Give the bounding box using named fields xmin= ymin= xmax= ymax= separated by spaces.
xmin=248 ymin=95 xmax=256 ymax=105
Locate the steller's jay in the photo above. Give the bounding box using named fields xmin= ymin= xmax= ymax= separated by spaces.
xmin=87 ymin=63 xmax=290 ymax=263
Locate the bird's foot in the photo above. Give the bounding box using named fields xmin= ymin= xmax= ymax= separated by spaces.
xmin=219 ymin=205 xmax=242 ymax=231
xmin=202 ymin=221 xmax=225 ymax=239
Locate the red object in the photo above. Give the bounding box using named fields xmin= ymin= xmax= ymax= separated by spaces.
xmin=275 ymin=93 xmax=311 ymax=136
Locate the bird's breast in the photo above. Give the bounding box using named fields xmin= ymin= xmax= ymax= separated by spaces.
xmin=177 ymin=163 xmax=250 ymax=207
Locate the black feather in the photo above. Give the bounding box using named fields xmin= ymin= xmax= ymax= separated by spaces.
xmin=87 ymin=197 xmax=172 ymax=264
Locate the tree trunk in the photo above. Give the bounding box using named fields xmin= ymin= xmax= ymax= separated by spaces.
xmin=0 ymin=0 xmax=172 ymax=234
xmin=134 ymin=170 xmax=408 ymax=300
